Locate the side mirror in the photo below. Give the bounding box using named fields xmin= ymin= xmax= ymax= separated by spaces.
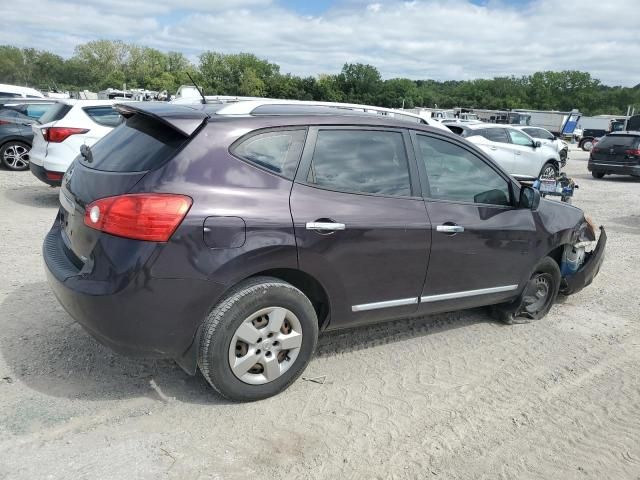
xmin=519 ymin=185 xmax=541 ymax=210
xmin=533 ymin=140 xmax=542 ymax=148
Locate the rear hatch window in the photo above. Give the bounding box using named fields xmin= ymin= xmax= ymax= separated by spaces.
xmin=83 ymin=106 xmax=123 ymax=127
xmin=38 ymin=103 xmax=72 ymax=124
xmin=595 ymin=135 xmax=639 ymax=149
xmin=81 ymin=114 xmax=187 ymax=172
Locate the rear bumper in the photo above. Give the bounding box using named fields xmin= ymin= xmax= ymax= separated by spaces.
xmin=43 ymin=224 xmax=224 ymax=360
xmin=30 ymin=162 xmax=62 ymax=187
xmin=560 ymin=227 xmax=606 ymax=295
xmin=588 ymin=161 xmax=640 ymax=176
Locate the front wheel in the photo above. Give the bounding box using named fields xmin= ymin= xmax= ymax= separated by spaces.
xmin=1 ymin=141 xmax=30 ymax=171
xmin=198 ymin=277 xmax=318 ymax=401
xmin=539 ymin=162 xmax=558 ymax=180
xmin=592 ymin=171 xmax=605 ymax=179
xmin=492 ymin=257 xmax=561 ymax=324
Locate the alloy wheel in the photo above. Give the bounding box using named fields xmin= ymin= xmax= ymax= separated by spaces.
xmin=228 ymin=306 xmax=303 ymax=385
xmin=541 ymin=165 xmax=557 ymax=179
xmin=3 ymin=144 xmax=30 ymax=170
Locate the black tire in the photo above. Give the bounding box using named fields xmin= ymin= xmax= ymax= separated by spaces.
xmin=198 ymin=276 xmax=318 ymax=401
xmin=492 ymin=257 xmax=561 ymax=325
xmin=581 ymin=139 xmax=594 ymax=152
xmin=0 ymin=141 xmax=30 ymax=171
xmin=591 ymin=171 xmax=605 ymax=179
xmin=539 ymin=162 xmax=558 ymax=179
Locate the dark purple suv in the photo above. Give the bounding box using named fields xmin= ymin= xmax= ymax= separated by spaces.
xmin=43 ymin=102 xmax=606 ymax=401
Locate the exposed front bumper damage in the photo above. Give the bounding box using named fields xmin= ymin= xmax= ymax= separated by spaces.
xmin=560 ymin=226 xmax=606 ymax=295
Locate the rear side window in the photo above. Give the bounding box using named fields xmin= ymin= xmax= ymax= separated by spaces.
xmin=83 ymin=106 xmax=123 ymax=127
xmin=231 ymin=129 xmax=306 ymax=179
xmin=478 ymin=128 xmax=509 ymax=143
xmin=83 ymin=114 xmax=186 ymax=172
xmin=307 ymin=129 xmax=411 ymax=197
xmin=38 ymin=103 xmax=72 ymax=124
xmin=596 ymin=135 xmax=639 ymax=148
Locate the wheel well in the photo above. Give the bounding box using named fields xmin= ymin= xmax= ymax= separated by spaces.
xmin=249 ymin=268 xmax=330 ymax=329
xmin=546 ymin=245 xmax=565 ymax=270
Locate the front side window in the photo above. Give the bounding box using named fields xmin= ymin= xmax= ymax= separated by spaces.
xmin=479 ymin=128 xmax=509 ymax=143
xmin=508 ymin=129 xmax=534 ymax=146
xmin=524 ymin=127 xmax=554 ymax=140
xmin=231 ymin=129 xmax=306 ymax=179
xmin=415 ymin=134 xmax=511 ymax=206
xmin=307 ymin=129 xmax=411 ymax=197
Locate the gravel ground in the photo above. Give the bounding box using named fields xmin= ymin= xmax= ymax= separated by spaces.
xmin=0 ymin=148 xmax=639 ymax=479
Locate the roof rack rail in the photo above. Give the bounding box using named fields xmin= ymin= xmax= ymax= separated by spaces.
xmin=210 ymin=99 xmax=448 ymax=130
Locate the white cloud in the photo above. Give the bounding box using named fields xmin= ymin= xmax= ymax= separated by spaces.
xmin=0 ymin=0 xmax=638 ymax=86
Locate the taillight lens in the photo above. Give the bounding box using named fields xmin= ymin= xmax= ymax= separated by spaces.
xmin=46 ymin=171 xmax=64 ymax=181
xmin=625 ymin=149 xmax=640 ymax=156
xmin=84 ymin=194 xmax=192 ymax=242
xmin=592 ymin=147 xmax=600 ymax=153
xmin=42 ymin=127 xmax=89 ymax=143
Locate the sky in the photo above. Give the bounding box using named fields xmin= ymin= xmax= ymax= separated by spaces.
xmin=1 ymin=0 xmax=638 ymax=86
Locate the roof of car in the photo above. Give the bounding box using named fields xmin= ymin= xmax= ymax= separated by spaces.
xmin=607 ymin=130 xmax=640 ymax=136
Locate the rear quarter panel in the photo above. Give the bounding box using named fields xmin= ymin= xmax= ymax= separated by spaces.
xmin=136 ymin=121 xmax=299 ymax=289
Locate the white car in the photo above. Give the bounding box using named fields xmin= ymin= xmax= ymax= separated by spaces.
xmin=0 ymin=83 xmax=44 ymax=99
xmin=445 ymin=123 xmax=561 ymax=180
xmin=29 ymin=100 xmax=124 ymax=185
xmin=513 ymin=126 xmax=568 ymax=165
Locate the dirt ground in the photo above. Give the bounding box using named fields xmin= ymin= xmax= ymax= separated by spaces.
xmin=0 ymin=147 xmax=639 ymax=480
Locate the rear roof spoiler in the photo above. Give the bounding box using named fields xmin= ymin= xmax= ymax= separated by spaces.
xmin=115 ymin=102 xmax=209 ymax=137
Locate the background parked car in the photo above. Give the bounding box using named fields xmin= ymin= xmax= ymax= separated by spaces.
xmin=29 ymin=100 xmax=124 ymax=186
xmin=513 ymin=126 xmax=568 ymax=165
xmin=0 ymin=83 xmax=44 ymax=99
xmin=588 ymin=131 xmax=640 ymax=179
xmin=0 ymin=99 xmax=59 ymax=171
xmin=445 ymin=123 xmax=561 ymax=180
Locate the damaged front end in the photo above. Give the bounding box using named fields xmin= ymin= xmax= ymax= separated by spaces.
xmin=559 ymin=218 xmax=607 ymax=295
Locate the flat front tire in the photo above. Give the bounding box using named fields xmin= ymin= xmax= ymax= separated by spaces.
xmin=198 ymin=276 xmax=318 ymax=401
xmin=492 ymin=257 xmax=561 ymax=324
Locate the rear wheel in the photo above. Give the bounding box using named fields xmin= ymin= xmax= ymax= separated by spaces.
xmin=492 ymin=257 xmax=561 ymax=324
xmin=1 ymin=141 xmax=30 ymax=171
xmin=198 ymin=276 xmax=318 ymax=401
xmin=539 ymin=162 xmax=558 ymax=179
xmin=591 ymin=171 xmax=605 ymax=179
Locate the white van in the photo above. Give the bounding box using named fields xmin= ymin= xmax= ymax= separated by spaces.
xmin=0 ymin=83 xmax=44 ymax=99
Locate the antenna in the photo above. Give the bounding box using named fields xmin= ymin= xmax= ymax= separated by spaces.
xmin=186 ymin=72 xmax=206 ymax=104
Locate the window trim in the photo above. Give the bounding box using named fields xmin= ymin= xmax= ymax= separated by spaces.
xmin=409 ymin=130 xmax=515 ymax=208
xmin=228 ymin=126 xmax=309 ymax=180
xmin=294 ymin=125 xmax=422 ymax=200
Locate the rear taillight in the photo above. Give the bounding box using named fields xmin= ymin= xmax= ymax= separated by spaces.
xmin=592 ymin=147 xmax=600 ymax=153
xmin=625 ymin=149 xmax=640 ymax=156
xmin=45 ymin=171 xmax=64 ymax=181
xmin=84 ymin=194 xmax=192 ymax=242
xmin=42 ymin=127 xmax=89 ymax=143
xmin=0 ymin=119 xmax=11 ymax=125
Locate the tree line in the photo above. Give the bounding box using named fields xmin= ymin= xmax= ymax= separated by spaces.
xmin=1 ymin=40 xmax=638 ymax=116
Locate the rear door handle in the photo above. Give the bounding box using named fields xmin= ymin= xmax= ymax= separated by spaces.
xmin=489 ymin=146 xmax=498 ymax=151
xmin=436 ymin=225 xmax=464 ymax=234
xmin=306 ymin=222 xmax=346 ymax=231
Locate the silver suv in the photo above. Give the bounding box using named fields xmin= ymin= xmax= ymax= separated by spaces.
xmin=445 ymin=123 xmax=561 ymax=180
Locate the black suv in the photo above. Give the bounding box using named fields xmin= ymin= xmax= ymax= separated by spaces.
xmin=588 ymin=131 xmax=640 ymax=179
xmin=44 ymin=101 xmax=606 ymax=401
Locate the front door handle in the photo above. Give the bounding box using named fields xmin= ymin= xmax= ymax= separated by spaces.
xmin=489 ymin=146 xmax=498 ymax=151
xmin=306 ymin=221 xmax=346 ymax=231
xmin=515 ymin=151 xmax=522 ymax=156
xmin=436 ymin=224 xmax=464 ymax=234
